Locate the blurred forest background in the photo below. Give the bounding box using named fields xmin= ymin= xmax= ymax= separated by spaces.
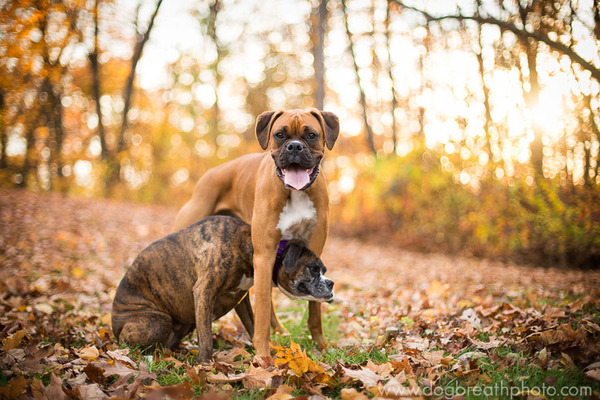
xmin=1 ymin=0 xmax=599 ymax=267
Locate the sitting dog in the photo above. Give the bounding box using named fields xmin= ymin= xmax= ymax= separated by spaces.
xmin=111 ymin=215 xmax=334 ymax=362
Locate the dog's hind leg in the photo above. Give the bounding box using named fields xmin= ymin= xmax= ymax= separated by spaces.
xmin=117 ymin=311 xmax=173 ymax=350
xmin=172 ymin=170 xmax=223 ymax=231
xmin=234 ymin=293 xmax=254 ymax=338
xmin=165 ymin=322 xmax=193 ymax=349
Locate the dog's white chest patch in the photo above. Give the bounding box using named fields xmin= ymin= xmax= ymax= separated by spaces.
xmin=277 ymin=191 xmax=317 ymax=242
xmin=237 ymin=274 xmax=254 ymax=291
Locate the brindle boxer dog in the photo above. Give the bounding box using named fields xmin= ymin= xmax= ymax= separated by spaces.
xmin=173 ymin=109 xmax=339 ymax=359
xmin=112 ymin=216 xmax=334 ymax=362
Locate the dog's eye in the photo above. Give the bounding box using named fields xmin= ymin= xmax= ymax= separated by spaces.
xmin=306 ymin=132 xmax=317 ymax=141
xmin=274 ymin=131 xmax=285 ymax=140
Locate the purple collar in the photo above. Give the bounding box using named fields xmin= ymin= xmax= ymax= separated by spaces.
xmin=272 ymin=240 xmax=288 ymax=285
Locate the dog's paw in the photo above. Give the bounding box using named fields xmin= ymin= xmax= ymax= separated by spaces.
xmin=252 ymin=354 xmax=274 ymax=368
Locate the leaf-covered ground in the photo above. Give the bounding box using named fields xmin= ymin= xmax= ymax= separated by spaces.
xmin=1 ymin=188 xmax=600 ymax=399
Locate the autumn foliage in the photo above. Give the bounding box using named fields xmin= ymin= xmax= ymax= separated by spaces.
xmin=1 ymin=0 xmax=600 ymax=266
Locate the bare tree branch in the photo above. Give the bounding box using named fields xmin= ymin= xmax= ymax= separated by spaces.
xmin=342 ymin=0 xmax=376 ymax=155
xmin=117 ymin=0 xmax=164 ymax=155
xmin=390 ymin=0 xmax=600 ymax=83
xmin=89 ymin=0 xmax=108 ymax=161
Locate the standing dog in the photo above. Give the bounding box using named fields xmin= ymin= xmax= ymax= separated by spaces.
xmin=112 ymin=216 xmax=334 ymax=362
xmin=173 ymin=109 xmax=339 ymax=358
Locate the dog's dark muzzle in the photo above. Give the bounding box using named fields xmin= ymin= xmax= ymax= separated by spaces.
xmin=274 ymin=144 xmax=321 ymax=191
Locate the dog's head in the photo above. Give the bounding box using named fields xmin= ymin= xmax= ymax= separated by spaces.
xmin=274 ymin=240 xmax=334 ymax=303
xmin=255 ymin=109 xmax=339 ymax=191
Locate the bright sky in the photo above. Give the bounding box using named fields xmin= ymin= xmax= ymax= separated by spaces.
xmin=113 ymin=0 xmax=598 ymax=189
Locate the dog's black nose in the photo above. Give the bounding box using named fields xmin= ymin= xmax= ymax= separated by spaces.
xmin=286 ymin=141 xmax=304 ymax=153
xmin=326 ymin=279 xmax=334 ymax=290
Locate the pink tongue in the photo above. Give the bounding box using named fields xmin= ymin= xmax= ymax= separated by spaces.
xmin=284 ymin=167 xmax=310 ymax=190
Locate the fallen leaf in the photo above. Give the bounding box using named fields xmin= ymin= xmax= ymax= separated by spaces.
xmin=76 ymin=345 xmax=100 ymax=360
xmin=243 ymin=365 xmax=283 ymax=389
xmin=207 ymin=371 xmax=246 ymax=384
xmin=469 ymin=337 xmax=502 ymax=350
xmin=536 ymin=325 xmax=580 ymax=345
xmin=427 ymin=280 xmax=447 ymax=297
xmin=34 ymin=303 xmax=54 ymax=315
xmin=341 ymin=366 xmax=384 ymax=388
xmin=266 ymin=384 xmax=295 ymax=400
xmin=106 ymin=349 xmax=136 ymax=367
xmin=74 ymin=384 xmax=107 ymax=400
xmin=158 ymin=354 xmax=185 ymax=369
xmin=44 ymin=373 xmax=68 ymax=400
xmin=340 ymin=388 xmax=369 ymax=400
xmin=460 ymin=308 xmax=482 ymax=329
xmin=365 ymin=360 xmax=392 ymax=377
xmin=84 ymin=363 xmax=107 ymax=385
xmin=2 ymin=330 xmax=26 ymax=351
xmin=31 ymin=378 xmax=46 ymax=400
xmin=585 ymin=369 xmax=600 ymax=381
xmin=0 ymin=375 xmax=28 ymax=400
xmin=144 ymin=381 xmax=194 ymax=400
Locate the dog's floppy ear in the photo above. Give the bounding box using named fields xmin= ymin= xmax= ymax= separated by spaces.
xmin=310 ymin=109 xmax=340 ymax=151
xmin=282 ymin=242 xmax=304 ymax=274
xmin=256 ymin=110 xmax=284 ymax=150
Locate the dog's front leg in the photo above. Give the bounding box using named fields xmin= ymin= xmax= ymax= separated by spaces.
xmin=193 ymin=281 xmax=215 ymax=363
xmin=307 ymin=183 xmax=330 ymax=348
xmin=251 ymin=232 xmax=280 ymax=359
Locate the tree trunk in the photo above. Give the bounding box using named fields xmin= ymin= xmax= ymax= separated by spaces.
xmin=106 ymin=0 xmax=163 ymax=193
xmin=0 ymin=90 xmax=7 ymax=170
xmin=341 ymin=0 xmax=376 ymax=155
xmin=20 ymin=111 xmax=41 ymax=188
xmin=524 ymin=43 xmax=543 ymax=177
xmin=311 ymin=0 xmax=327 ymax=110
xmin=585 ymin=95 xmax=600 ymax=181
xmin=476 ymin=22 xmax=493 ymax=163
xmin=207 ymin=0 xmax=222 ymax=142
xmin=90 ymin=0 xmax=109 ymax=161
xmin=385 ymin=1 xmax=398 ymax=154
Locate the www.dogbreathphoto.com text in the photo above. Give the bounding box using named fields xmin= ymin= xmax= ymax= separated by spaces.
xmin=381 ymin=381 xmax=594 ymax=398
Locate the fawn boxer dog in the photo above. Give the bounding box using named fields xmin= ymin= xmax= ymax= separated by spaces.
xmin=172 ymin=109 xmax=339 ymax=359
xmin=112 ymin=216 xmax=334 ymax=362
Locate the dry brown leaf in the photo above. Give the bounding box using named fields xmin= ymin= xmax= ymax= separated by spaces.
xmin=34 ymin=303 xmax=54 ymax=315
xmin=75 ymin=345 xmax=99 ymax=360
xmin=74 ymin=384 xmax=108 ymax=400
xmin=341 ymin=366 xmax=384 ymax=388
xmin=469 ymin=337 xmax=502 ymax=350
xmin=44 ymin=373 xmax=68 ymax=400
xmin=422 ymin=350 xmax=445 ymax=366
xmin=585 ymin=369 xmax=600 ymax=381
xmin=84 ymin=363 xmax=107 ymax=385
xmin=340 ymin=388 xmax=370 ymax=400
xmin=106 ymin=349 xmax=136 ymax=367
xmin=265 ymin=384 xmax=295 ymax=400
xmin=243 ymin=365 xmax=283 ymax=389
xmin=365 ymin=360 xmax=392 ymax=377
xmin=207 ymin=371 xmax=246 ymax=384
xmin=144 ymin=381 xmax=194 ymax=400
xmin=427 ymin=280 xmax=447 ymax=297
xmin=537 ymin=325 xmax=579 ymax=345
xmin=0 ymin=375 xmax=28 ymax=400
xmin=158 ymin=354 xmax=185 ymax=369
xmin=2 ymin=330 xmax=26 ymax=351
